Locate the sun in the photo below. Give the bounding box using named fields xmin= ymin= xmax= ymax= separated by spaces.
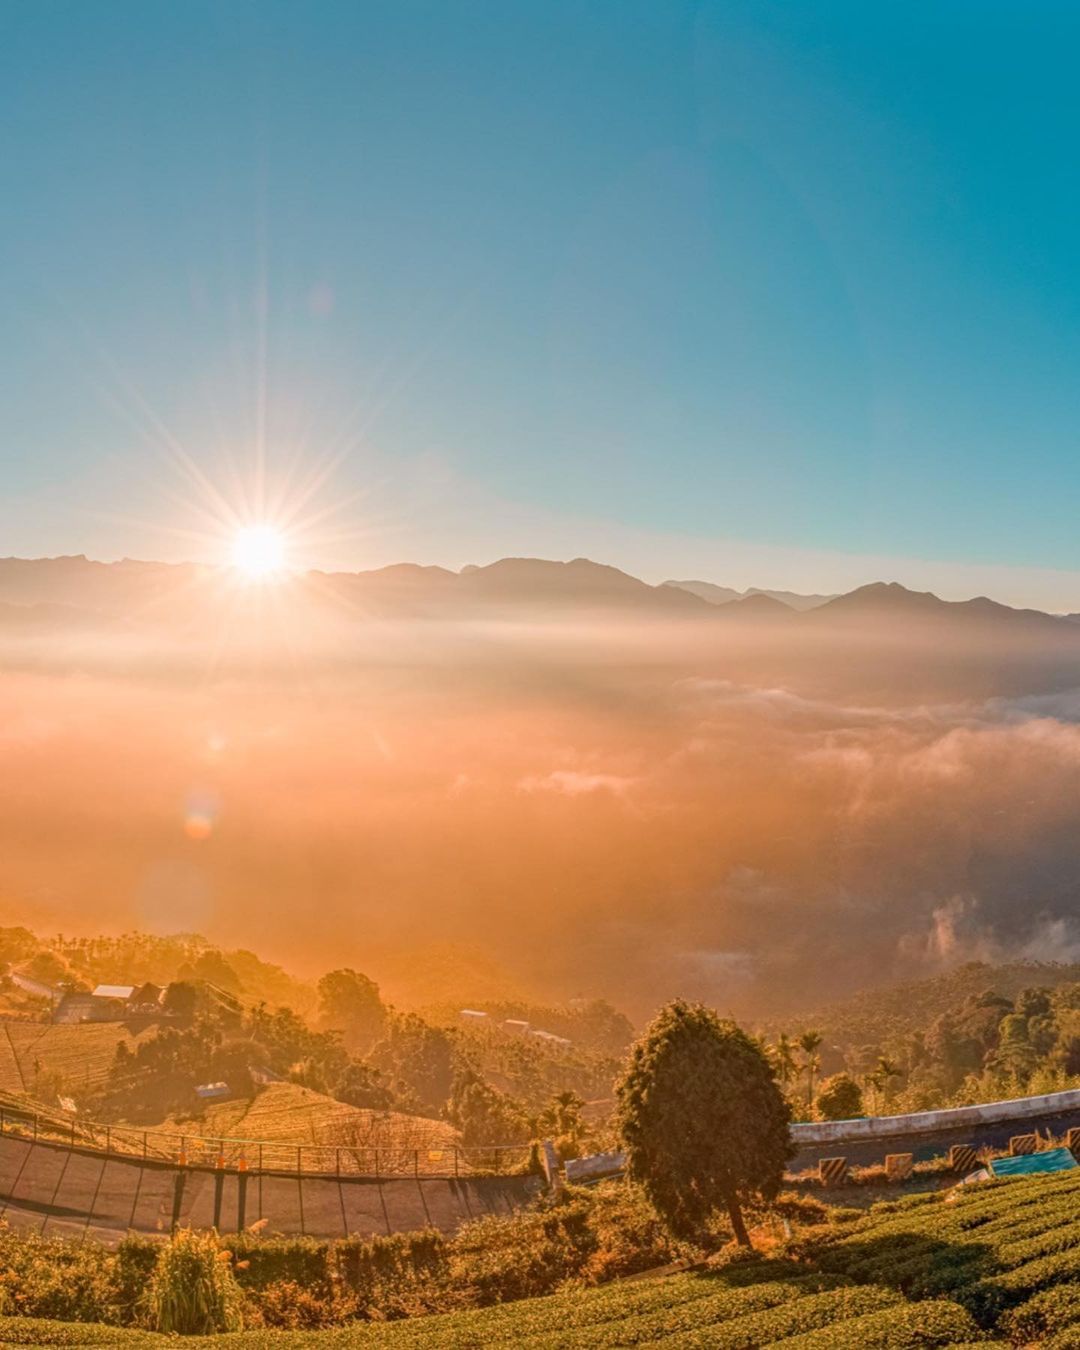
xmin=231 ymin=523 xmax=287 ymax=579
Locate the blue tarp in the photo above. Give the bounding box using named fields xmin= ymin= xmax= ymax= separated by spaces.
xmin=990 ymin=1147 xmax=1077 ymax=1178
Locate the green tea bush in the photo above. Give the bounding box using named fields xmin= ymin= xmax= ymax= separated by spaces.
xmin=774 ymin=1297 xmax=984 ymax=1347
xmin=1002 ymin=1283 xmax=1080 ymax=1341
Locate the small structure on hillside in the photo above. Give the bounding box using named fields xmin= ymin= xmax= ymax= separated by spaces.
xmin=54 ymin=991 xmax=120 ymax=1024
xmin=91 ymin=984 xmax=135 ymax=1001
xmin=54 ymin=981 xmax=165 ymax=1024
xmin=459 ymin=1009 xmax=488 ymax=1022
xmin=530 ymin=1028 xmax=572 ymax=1047
xmin=503 ymin=1018 xmax=530 ymax=1035
xmin=128 ymin=982 xmax=164 ymax=1012
xmin=194 ymin=1081 xmax=231 ymax=1101
xmin=565 ymin=1150 xmax=627 ymax=1185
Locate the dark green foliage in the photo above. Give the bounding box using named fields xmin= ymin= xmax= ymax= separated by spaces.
xmin=371 ymin=1013 xmax=456 ymax=1113
xmin=316 ymin=970 xmax=387 ymax=1054
xmin=616 ymin=1000 xmax=793 ymax=1246
xmin=446 ymin=1069 xmax=529 ymax=1146
xmin=331 ymin=1061 xmax=394 ymax=1110
xmin=814 ymin=1073 xmax=864 ymax=1121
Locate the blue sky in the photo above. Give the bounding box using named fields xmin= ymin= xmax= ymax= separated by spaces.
xmin=4 ymin=1 xmax=1080 ymax=605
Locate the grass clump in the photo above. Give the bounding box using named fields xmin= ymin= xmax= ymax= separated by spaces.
xmin=145 ymin=1228 xmax=244 ymax=1335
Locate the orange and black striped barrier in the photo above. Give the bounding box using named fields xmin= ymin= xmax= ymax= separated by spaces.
xmin=885 ymin=1152 xmax=913 ymax=1181
xmin=948 ymin=1144 xmax=979 ymax=1174
xmin=819 ymin=1156 xmax=848 ymax=1186
xmin=1009 ymin=1133 xmax=1037 ymax=1156
xmin=1067 ymin=1127 xmax=1080 ymax=1158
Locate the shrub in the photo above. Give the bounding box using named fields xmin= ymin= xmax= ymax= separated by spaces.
xmin=1003 ymin=1284 xmax=1080 ymax=1341
xmin=777 ymin=1297 xmax=984 ymax=1347
xmin=815 ymin=1073 xmax=864 ymax=1121
xmin=145 ymin=1228 xmax=244 ymax=1335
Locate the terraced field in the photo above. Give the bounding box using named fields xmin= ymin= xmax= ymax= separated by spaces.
xmin=4 ymin=1169 xmax=1080 ymax=1344
xmin=0 ymin=1020 xmax=155 ymax=1094
xmin=165 ymin=1082 xmax=461 ymax=1154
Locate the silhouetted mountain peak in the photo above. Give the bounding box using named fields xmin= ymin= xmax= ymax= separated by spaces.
xmin=717 ymin=592 xmax=793 ymax=619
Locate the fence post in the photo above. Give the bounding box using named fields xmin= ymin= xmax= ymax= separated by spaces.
xmin=335 ymin=1148 xmax=340 ymax=1177
xmin=495 ymin=1147 xmax=502 ymax=1175
xmin=104 ymin=1126 xmax=110 ymax=1154
xmin=454 ymin=1147 xmax=459 ymax=1178
xmin=33 ymin=1115 xmax=38 ymax=1142
xmin=374 ymin=1147 xmax=380 ymax=1181
xmin=297 ymin=1145 xmax=302 ymax=1176
xmin=142 ymin=1132 xmax=148 ymax=1160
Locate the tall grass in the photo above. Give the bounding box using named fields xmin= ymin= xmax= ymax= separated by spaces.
xmin=145 ymin=1229 xmax=244 ymax=1335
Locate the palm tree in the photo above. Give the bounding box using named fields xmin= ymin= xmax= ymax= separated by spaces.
xmin=798 ymin=1030 xmax=823 ymax=1112
xmin=772 ymin=1033 xmax=798 ymax=1088
xmin=869 ymin=1055 xmax=902 ymax=1111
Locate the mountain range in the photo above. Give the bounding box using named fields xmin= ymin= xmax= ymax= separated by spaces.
xmin=0 ymin=552 xmax=1075 ymax=627
xmin=3 ymin=554 xmax=1080 ymax=704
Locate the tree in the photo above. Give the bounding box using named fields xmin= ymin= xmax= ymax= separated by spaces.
xmin=771 ymin=1034 xmax=798 ymax=1088
xmin=867 ymin=1056 xmax=902 ymax=1110
xmin=447 ymin=1069 xmax=529 ymax=1147
xmin=538 ymin=1088 xmax=588 ymax=1158
xmin=797 ymin=1031 xmax=823 ymax=1112
xmin=333 ymin=1061 xmax=394 ymax=1110
xmin=371 ymin=1013 xmax=455 ymax=1113
xmin=316 ymin=969 xmax=386 ymax=1052
xmin=616 ymin=1001 xmax=792 ymax=1248
xmin=815 ymin=1073 xmax=864 ymax=1121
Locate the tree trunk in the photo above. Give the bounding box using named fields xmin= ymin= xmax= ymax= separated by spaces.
xmin=724 ymin=1189 xmax=752 ymax=1248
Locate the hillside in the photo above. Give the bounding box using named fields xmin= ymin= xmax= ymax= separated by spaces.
xmin=785 ymin=959 xmax=1080 ymax=1050
xmin=145 ymin=1081 xmax=460 ymax=1155
xmin=6 ymin=1169 xmax=1080 ymax=1343
xmin=0 ymin=1020 xmax=159 ymax=1095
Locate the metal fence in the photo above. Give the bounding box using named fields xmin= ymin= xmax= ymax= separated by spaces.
xmin=0 ymin=1104 xmax=533 ymax=1178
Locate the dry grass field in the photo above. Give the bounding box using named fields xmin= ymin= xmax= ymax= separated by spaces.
xmin=136 ymin=1083 xmax=465 ymax=1173
xmin=0 ymin=1020 xmax=157 ymax=1095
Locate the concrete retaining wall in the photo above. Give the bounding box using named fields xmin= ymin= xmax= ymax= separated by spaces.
xmin=791 ymin=1087 xmax=1080 ymax=1146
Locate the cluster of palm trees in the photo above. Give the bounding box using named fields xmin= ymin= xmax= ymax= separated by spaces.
xmin=768 ymin=1030 xmax=903 ymax=1118
xmin=770 ymin=1030 xmax=824 ymax=1112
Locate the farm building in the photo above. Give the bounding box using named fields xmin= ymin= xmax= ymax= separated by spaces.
xmin=194 ymin=1081 xmax=231 ymax=1101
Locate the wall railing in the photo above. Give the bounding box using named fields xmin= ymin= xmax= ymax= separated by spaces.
xmin=0 ymin=1102 xmax=533 ymax=1179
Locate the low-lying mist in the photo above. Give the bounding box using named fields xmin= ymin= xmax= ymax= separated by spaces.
xmin=4 ymin=562 xmax=1080 ymax=1019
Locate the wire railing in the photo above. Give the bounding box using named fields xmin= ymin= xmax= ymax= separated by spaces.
xmin=0 ymin=1103 xmax=534 ymax=1178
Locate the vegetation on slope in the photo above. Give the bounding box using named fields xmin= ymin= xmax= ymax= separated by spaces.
xmin=7 ymin=1171 xmax=1080 ymax=1342
xmin=766 ymin=965 xmax=1080 ymax=1119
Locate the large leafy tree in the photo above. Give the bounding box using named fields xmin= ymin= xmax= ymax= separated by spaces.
xmin=616 ymin=1001 xmax=792 ymax=1248
xmin=316 ymin=968 xmax=387 ymax=1052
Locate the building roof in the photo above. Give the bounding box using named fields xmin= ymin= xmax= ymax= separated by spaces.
xmin=195 ymin=1081 xmax=230 ymax=1099
xmin=91 ymin=984 xmax=135 ymax=1000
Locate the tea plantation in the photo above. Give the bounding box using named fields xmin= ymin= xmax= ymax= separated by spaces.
xmin=4 ymin=1169 xmax=1080 ymax=1345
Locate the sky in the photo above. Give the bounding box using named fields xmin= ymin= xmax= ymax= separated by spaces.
xmin=5 ymin=1 xmax=1080 ymax=607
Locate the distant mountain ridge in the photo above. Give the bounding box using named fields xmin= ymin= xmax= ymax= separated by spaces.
xmin=2 ymin=555 xmax=1079 ymax=648
xmin=664 ymin=579 xmax=837 ymax=610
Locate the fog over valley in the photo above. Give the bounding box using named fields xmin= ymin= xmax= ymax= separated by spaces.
xmin=3 ymin=554 xmax=1080 ymax=1019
